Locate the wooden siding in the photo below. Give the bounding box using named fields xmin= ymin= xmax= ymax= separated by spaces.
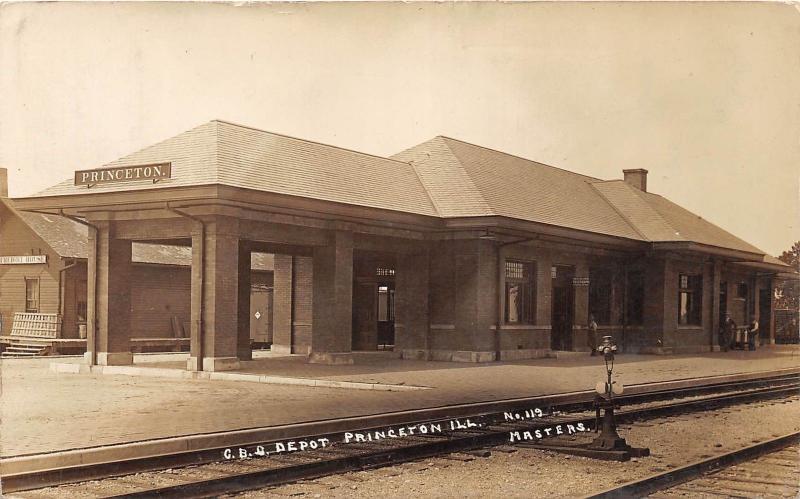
xmin=0 ymin=210 xmax=62 ymax=336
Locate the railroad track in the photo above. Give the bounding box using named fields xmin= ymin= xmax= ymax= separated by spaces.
xmin=6 ymin=370 xmax=799 ymax=498
xmin=589 ymin=433 xmax=800 ymax=498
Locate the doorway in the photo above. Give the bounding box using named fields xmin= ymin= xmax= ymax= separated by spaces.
xmin=250 ymin=285 xmax=273 ymax=347
xmin=376 ymin=282 xmax=395 ymax=350
xmin=551 ymin=265 xmax=575 ymax=351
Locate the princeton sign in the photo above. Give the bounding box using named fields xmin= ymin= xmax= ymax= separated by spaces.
xmin=0 ymin=255 xmax=47 ymax=265
xmin=74 ymin=162 xmax=172 ymax=187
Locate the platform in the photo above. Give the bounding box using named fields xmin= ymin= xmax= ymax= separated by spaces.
xmin=1 ymin=346 xmax=799 ymax=459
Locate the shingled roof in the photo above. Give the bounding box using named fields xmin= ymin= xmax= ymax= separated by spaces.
xmin=24 ymin=120 xmax=772 ymax=258
xmin=32 ymin=120 xmax=439 ymax=217
xmin=393 ymin=136 xmax=766 ymax=255
xmin=392 ymin=137 xmax=642 ymax=240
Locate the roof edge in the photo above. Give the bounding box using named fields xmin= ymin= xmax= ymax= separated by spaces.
xmin=213 ymin=119 xmax=416 ymax=168
xmin=438 ymin=135 xmax=602 ymax=182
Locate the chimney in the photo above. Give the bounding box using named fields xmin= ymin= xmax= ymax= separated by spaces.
xmin=0 ymin=168 xmax=7 ymax=197
xmin=623 ymin=168 xmax=648 ymax=192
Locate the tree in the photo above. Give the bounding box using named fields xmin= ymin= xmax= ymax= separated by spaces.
xmin=774 ymin=241 xmax=800 ymax=316
xmin=778 ymin=241 xmax=800 ymax=270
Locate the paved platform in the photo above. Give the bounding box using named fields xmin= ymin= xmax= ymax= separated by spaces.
xmin=1 ymin=346 xmax=799 ymax=458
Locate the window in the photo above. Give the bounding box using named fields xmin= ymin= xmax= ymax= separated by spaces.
xmin=76 ymin=281 xmax=87 ymax=323
xmin=736 ymin=282 xmax=748 ymax=299
xmin=589 ymin=268 xmax=612 ymax=324
xmin=376 ymin=267 xmax=395 ymax=277
xmin=626 ymin=271 xmax=644 ymax=325
xmin=25 ymin=278 xmax=40 ymax=313
xmin=505 ymin=260 xmax=535 ymax=324
xmin=678 ymin=274 xmax=703 ymax=325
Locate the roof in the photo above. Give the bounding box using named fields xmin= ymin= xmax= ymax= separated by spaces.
xmin=8 ymin=205 xmax=272 ymax=270
xmin=591 ymin=180 xmax=764 ymax=254
xmin=393 ymin=136 xmax=766 ymax=255
xmin=392 ymin=137 xmax=653 ymax=241
xmin=17 ymin=210 xmax=88 ymax=260
xmin=22 ymin=121 xmax=771 ymax=258
xmin=31 ymin=120 xmax=439 ymax=217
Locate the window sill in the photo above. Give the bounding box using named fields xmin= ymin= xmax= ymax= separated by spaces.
xmin=498 ymin=324 xmax=549 ymax=331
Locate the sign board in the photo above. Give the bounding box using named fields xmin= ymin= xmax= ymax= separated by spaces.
xmin=572 ymin=277 xmax=590 ymax=286
xmin=0 ymin=255 xmax=47 ymax=265
xmin=74 ymin=162 xmax=172 ymax=187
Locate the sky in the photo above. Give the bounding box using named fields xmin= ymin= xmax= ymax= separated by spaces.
xmin=1 ymin=2 xmax=798 ymax=256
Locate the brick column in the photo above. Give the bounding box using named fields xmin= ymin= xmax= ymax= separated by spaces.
xmin=535 ymin=255 xmax=553 ymax=328
xmin=271 ymin=254 xmax=293 ymax=354
xmin=88 ymin=222 xmax=133 ymax=366
xmin=309 ymin=231 xmax=353 ymax=364
xmin=710 ymin=260 xmax=721 ymax=351
xmin=767 ymin=279 xmax=776 ymax=345
xmin=572 ymin=262 xmax=589 ymax=351
xmin=237 ymin=243 xmax=252 ymax=361
xmin=189 ymin=218 xmax=240 ymax=372
xmin=395 ymin=248 xmax=430 ymax=359
xmin=188 ymin=226 xmax=204 ymax=370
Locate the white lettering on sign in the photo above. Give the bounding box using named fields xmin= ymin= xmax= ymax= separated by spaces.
xmin=74 ymin=162 xmax=172 ymax=186
xmin=0 ymin=255 xmax=47 ymax=265
xmin=572 ymin=277 xmax=590 ymax=287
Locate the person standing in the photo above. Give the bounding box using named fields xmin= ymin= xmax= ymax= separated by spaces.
xmin=748 ymin=316 xmax=759 ymax=351
xmin=721 ymin=314 xmax=736 ymax=352
xmin=588 ymin=314 xmax=599 ymax=356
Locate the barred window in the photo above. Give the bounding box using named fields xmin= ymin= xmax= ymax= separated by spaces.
xmin=376 ymin=267 xmax=395 ymax=277
xmin=736 ymin=282 xmax=748 ymax=299
xmin=505 ymin=260 xmax=535 ymax=324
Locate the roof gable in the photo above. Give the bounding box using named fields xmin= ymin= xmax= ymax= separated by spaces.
xmin=31 ymin=121 xmax=439 ymax=217
xmin=391 ymin=136 xmax=493 ymax=217
xmin=394 ymin=136 xmax=643 ymax=240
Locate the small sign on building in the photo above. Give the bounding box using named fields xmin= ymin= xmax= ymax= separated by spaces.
xmin=74 ymin=162 xmax=172 ymax=187
xmin=572 ymin=276 xmax=590 ymax=287
xmin=0 ymin=255 xmax=47 ymax=265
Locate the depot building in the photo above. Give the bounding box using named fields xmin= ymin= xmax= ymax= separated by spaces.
xmin=1 ymin=120 xmax=792 ymax=370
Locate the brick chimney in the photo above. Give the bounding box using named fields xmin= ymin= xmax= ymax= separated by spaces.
xmin=623 ymin=168 xmax=648 ymax=192
xmin=0 ymin=168 xmax=7 ymax=197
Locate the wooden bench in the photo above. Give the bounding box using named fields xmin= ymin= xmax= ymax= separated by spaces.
xmin=130 ymin=338 xmax=190 ymax=353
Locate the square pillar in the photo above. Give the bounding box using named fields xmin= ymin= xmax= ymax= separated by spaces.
xmin=309 ymin=231 xmax=353 ymax=364
xmin=395 ymin=248 xmax=430 ymax=359
xmin=188 ymin=217 xmax=241 ymax=372
xmin=710 ymin=260 xmax=721 ymax=350
xmin=237 ymin=243 xmax=252 ymax=361
xmin=572 ymin=262 xmax=589 ymax=351
xmin=86 ymin=222 xmax=133 ymax=366
xmin=188 ymin=226 xmax=204 ymax=369
xmin=535 ymin=255 xmax=553 ymax=328
xmin=767 ymin=279 xmax=776 ymax=345
xmin=271 ymin=254 xmax=293 ymax=354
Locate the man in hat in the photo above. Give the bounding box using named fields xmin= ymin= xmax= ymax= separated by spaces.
xmin=721 ymin=314 xmax=736 ymax=352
